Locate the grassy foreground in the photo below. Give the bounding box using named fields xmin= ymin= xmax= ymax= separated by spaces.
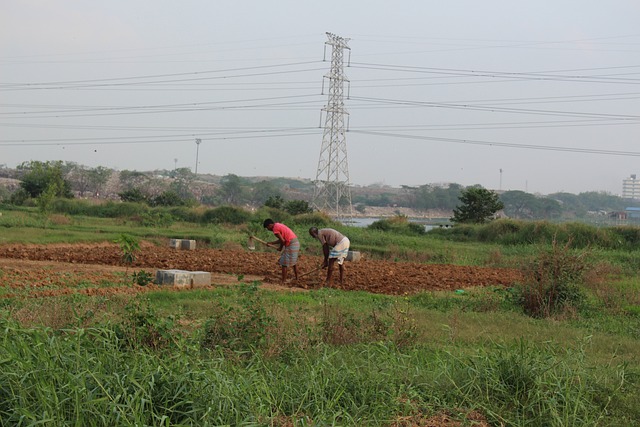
xmin=0 ymin=208 xmax=639 ymax=425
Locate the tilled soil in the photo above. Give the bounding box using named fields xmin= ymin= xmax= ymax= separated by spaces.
xmin=0 ymin=242 xmax=523 ymax=298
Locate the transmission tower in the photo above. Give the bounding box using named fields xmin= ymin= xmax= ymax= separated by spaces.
xmin=312 ymin=32 xmax=353 ymax=220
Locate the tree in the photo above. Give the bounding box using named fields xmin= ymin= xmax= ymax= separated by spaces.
xmin=87 ymin=166 xmax=112 ymax=197
xmin=284 ymin=199 xmax=313 ymax=215
xmin=218 ymin=174 xmax=246 ymax=205
xmin=17 ymin=161 xmax=73 ymax=199
xmin=118 ymin=188 xmax=149 ymax=203
xmin=500 ymin=190 xmax=538 ymax=219
xmin=150 ymin=190 xmax=185 ymax=207
xmin=118 ymin=170 xmax=151 ymax=192
xmin=169 ymin=167 xmax=195 ymax=200
xmin=251 ymin=180 xmax=281 ymax=206
xmin=451 ymin=186 xmax=504 ymax=224
xmin=264 ymin=195 xmax=285 ymax=210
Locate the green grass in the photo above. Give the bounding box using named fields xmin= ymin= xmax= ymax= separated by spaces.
xmin=1 ymin=286 xmax=638 ymax=425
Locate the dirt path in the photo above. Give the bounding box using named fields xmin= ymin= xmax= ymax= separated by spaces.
xmin=0 ymin=242 xmax=523 ymax=298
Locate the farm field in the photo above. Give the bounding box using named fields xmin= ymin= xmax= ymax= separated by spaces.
xmin=0 ymin=241 xmax=523 ymax=297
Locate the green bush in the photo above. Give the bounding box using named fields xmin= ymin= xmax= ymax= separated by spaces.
xmin=431 ymin=223 xmax=478 ymax=241
xmin=96 ymin=201 xmax=149 ymax=218
xmin=202 ymin=206 xmax=251 ymax=225
xmin=8 ymin=188 xmax=29 ymax=206
xmin=139 ymin=211 xmax=174 ymax=227
xmin=165 ymin=206 xmax=203 ymax=223
xmin=367 ymin=216 xmax=426 ymax=236
xmin=200 ymin=283 xmax=273 ymax=355
xmin=561 ymin=222 xmax=614 ymax=249
xmin=114 ymin=299 xmax=177 ymax=350
xmin=51 ymin=198 xmax=94 ymax=215
xmin=252 ymin=206 xmax=292 ymax=225
xmin=477 ymin=219 xmax=522 ymax=243
xmin=610 ymin=226 xmax=640 ymax=249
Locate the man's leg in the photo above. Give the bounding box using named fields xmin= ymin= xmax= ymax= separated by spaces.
xmin=338 ymin=263 xmax=345 ymax=285
xmin=281 ymin=266 xmax=287 ymax=282
xmin=292 ymin=265 xmax=299 ymax=280
xmin=326 ymin=258 xmax=336 ymax=284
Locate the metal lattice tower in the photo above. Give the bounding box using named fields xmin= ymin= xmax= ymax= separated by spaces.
xmin=312 ymin=32 xmax=353 ymax=220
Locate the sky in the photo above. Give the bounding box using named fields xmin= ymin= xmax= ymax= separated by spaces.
xmin=1 ymin=1 xmax=639 ymax=196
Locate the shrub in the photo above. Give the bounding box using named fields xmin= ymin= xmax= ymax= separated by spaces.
xmin=114 ymin=299 xmax=176 ymax=350
xmin=368 ymin=219 xmax=392 ymax=232
xmin=514 ymin=238 xmax=590 ymax=318
xmin=609 ymin=226 xmax=640 ymax=249
xmin=139 ymin=211 xmax=174 ymax=227
xmin=149 ymin=190 xmax=185 ymax=207
xmin=252 ymin=206 xmax=293 ymax=226
xmin=8 ymin=188 xmax=29 ymax=206
xmin=99 ymin=201 xmax=149 ymax=218
xmin=562 ymin=222 xmax=613 ymax=249
xmin=118 ymin=188 xmax=148 ymax=203
xmin=367 ymin=215 xmax=425 ymax=236
xmin=284 ymin=199 xmax=313 ymax=215
xmin=51 ymin=198 xmax=92 ymax=215
xmin=166 ymin=206 xmax=203 ymax=223
xmin=200 ymin=283 xmax=273 ymax=355
xmin=202 ymin=206 xmax=251 ymax=225
xmin=477 ymin=219 xmax=522 ymax=243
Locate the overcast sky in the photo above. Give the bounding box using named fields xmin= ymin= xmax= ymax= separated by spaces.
xmin=1 ymin=1 xmax=639 ymax=195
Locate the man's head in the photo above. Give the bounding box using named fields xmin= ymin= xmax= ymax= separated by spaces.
xmin=263 ymin=218 xmax=275 ymax=231
xmin=308 ymin=226 xmax=319 ymax=238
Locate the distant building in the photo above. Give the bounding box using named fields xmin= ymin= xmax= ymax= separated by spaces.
xmin=626 ymin=207 xmax=640 ymax=220
xmin=622 ymin=174 xmax=640 ymax=200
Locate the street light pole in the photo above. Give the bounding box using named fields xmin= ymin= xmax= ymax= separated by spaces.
xmin=195 ymin=138 xmax=201 ymax=174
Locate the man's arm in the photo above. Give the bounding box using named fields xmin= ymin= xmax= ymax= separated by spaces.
xmin=268 ymin=233 xmax=285 ymax=250
xmin=321 ymin=243 xmax=330 ymax=267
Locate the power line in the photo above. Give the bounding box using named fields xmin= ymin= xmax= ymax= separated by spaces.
xmin=349 ymin=95 xmax=640 ymax=120
xmin=350 ymin=62 xmax=640 ymax=85
xmin=0 ymin=129 xmax=322 ymax=147
xmin=0 ymin=62 xmax=325 ymax=90
xmin=350 ymin=130 xmax=640 ymax=157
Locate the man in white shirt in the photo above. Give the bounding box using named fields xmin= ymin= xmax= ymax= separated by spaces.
xmin=308 ymin=227 xmax=350 ymax=285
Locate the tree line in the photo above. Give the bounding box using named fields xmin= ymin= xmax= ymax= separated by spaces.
xmin=0 ymin=161 xmax=636 ymax=220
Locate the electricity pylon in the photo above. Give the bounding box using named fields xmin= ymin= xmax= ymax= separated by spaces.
xmin=312 ymin=32 xmax=353 ymax=220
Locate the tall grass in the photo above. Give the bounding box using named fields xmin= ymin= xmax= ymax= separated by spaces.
xmin=0 ymin=313 xmax=632 ymax=426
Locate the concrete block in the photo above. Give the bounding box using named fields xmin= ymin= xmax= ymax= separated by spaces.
xmin=346 ymin=250 xmax=362 ymax=262
xmin=155 ymin=269 xmax=211 ymax=289
xmin=169 ymin=239 xmax=196 ymax=250
xmin=180 ymin=239 xmax=196 ymax=250
xmin=189 ymin=271 xmax=211 ymax=288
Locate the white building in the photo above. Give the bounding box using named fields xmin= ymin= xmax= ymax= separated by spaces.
xmin=622 ymin=174 xmax=640 ymax=200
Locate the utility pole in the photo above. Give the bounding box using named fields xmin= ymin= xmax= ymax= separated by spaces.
xmin=194 ymin=138 xmax=201 ymax=174
xmin=499 ymin=168 xmax=503 ymax=191
xmin=174 ymin=158 xmax=178 ymax=171
xmin=312 ymin=32 xmax=353 ymax=220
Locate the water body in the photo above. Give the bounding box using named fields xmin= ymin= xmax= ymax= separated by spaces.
xmin=338 ymin=217 xmax=448 ymax=231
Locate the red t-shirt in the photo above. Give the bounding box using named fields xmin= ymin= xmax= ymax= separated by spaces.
xmin=272 ymin=223 xmax=297 ymax=246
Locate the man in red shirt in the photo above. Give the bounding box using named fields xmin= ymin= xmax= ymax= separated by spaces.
xmin=263 ymin=218 xmax=299 ymax=283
